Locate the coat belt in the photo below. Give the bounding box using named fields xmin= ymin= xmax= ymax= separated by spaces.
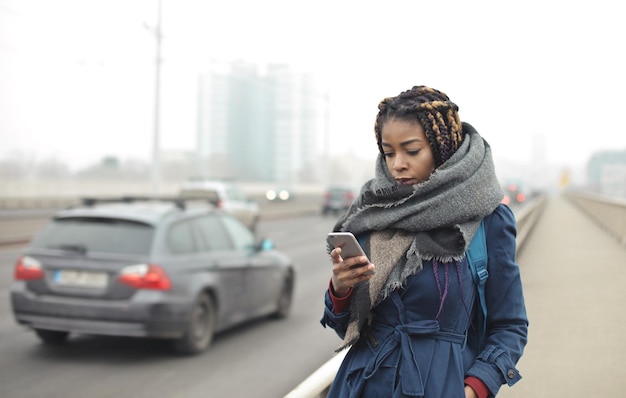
xmin=358 ymin=319 xmax=465 ymax=397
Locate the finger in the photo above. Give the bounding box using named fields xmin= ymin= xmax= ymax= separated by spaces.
xmin=330 ymin=247 xmax=344 ymax=262
xmin=351 ymin=263 xmax=374 ymax=275
xmin=346 ymin=256 xmax=369 ymax=268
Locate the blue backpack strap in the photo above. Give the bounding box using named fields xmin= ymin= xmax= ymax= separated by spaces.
xmin=356 ymin=234 xmax=367 ymax=247
xmin=356 ymin=233 xmax=370 ymax=255
xmin=466 ymin=220 xmax=488 ymax=348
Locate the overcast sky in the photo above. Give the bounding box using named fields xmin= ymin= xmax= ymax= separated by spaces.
xmin=1 ymin=0 xmax=625 ymax=180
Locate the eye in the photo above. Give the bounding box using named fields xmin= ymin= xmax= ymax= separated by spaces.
xmin=383 ymin=152 xmax=395 ymax=158
xmin=407 ymin=149 xmax=421 ymax=156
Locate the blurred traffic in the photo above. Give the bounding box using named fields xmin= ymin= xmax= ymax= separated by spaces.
xmin=10 ymin=196 xmax=294 ymax=355
xmin=501 ymin=180 xmax=526 ymax=206
xmin=321 ymin=185 xmax=356 ymax=217
xmin=266 ymin=188 xmax=293 ymax=202
xmin=179 ymin=179 xmax=261 ymax=231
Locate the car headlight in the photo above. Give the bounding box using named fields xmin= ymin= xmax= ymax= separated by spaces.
xmin=278 ymin=190 xmax=290 ymax=201
xmin=266 ymin=190 xmax=277 ymax=201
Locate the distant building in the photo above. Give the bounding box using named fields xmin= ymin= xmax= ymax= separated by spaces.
xmin=586 ymin=150 xmax=626 ymax=198
xmin=195 ymin=60 xmax=321 ymax=184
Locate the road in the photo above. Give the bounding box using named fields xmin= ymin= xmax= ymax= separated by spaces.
xmin=0 ymin=214 xmax=343 ymax=398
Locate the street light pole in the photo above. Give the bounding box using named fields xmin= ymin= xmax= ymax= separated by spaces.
xmin=150 ymin=0 xmax=163 ymax=197
xmin=323 ymin=91 xmax=330 ymax=185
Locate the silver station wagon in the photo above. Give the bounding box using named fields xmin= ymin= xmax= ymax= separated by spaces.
xmin=10 ymin=197 xmax=295 ymax=354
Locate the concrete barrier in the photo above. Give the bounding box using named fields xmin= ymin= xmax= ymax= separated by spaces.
xmin=564 ymin=189 xmax=626 ymax=246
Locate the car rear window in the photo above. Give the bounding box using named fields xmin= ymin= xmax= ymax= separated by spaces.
xmin=30 ymin=217 xmax=154 ymax=255
xmin=225 ymin=186 xmax=246 ymax=201
xmin=330 ymin=188 xmax=351 ymax=198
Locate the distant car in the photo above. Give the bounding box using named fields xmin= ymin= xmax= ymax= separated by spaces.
xmin=322 ymin=186 xmax=356 ymax=216
xmin=10 ymin=197 xmax=295 ymax=355
xmin=502 ymin=180 xmax=526 ymax=206
xmin=265 ymin=188 xmax=292 ymax=202
xmin=179 ymin=180 xmax=260 ymax=231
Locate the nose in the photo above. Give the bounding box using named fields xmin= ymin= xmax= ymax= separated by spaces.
xmin=392 ymin=154 xmax=408 ymax=171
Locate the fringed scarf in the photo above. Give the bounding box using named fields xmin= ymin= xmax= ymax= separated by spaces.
xmin=331 ymin=123 xmax=503 ymax=350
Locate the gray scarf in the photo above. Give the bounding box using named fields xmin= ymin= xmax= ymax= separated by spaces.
xmin=331 ymin=123 xmax=503 ymax=350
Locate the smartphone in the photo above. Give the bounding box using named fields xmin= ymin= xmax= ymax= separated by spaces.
xmin=327 ymin=232 xmax=374 ymax=275
xmin=327 ymin=232 xmax=368 ymax=261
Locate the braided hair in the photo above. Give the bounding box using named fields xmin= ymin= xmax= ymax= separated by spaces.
xmin=374 ymin=85 xmax=464 ymax=168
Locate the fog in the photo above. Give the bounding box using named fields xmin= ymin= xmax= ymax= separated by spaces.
xmin=2 ymin=0 xmax=625 ymax=194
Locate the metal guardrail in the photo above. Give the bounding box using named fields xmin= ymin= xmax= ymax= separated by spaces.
xmin=514 ymin=195 xmax=547 ymax=252
xmin=284 ymin=195 xmax=547 ymax=398
xmin=564 ymin=190 xmax=626 ymax=246
xmin=0 ymin=197 xmax=80 ymax=210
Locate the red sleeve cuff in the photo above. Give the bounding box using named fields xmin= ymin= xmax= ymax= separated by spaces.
xmin=328 ymin=279 xmax=353 ymax=314
xmin=464 ymin=376 xmax=488 ymax=398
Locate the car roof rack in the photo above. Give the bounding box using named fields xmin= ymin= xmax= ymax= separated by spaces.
xmin=80 ymin=196 xmax=189 ymax=210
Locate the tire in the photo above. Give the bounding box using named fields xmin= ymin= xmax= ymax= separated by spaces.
xmin=271 ymin=270 xmax=294 ymax=319
xmin=173 ymin=293 xmax=216 ymax=355
xmin=34 ymin=329 xmax=69 ymax=345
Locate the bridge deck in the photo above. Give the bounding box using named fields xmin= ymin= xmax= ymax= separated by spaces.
xmin=501 ymin=195 xmax=626 ymax=397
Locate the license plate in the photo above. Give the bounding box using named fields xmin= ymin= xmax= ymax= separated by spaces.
xmin=53 ymin=270 xmax=108 ymax=288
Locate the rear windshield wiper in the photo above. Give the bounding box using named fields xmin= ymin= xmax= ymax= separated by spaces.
xmin=47 ymin=244 xmax=88 ymax=254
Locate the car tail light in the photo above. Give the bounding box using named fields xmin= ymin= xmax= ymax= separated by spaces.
xmin=14 ymin=256 xmax=44 ymax=280
xmin=516 ymin=193 xmax=526 ymax=203
xmin=117 ymin=263 xmax=171 ymax=290
xmin=501 ymin=196 xmax=511 ymax=205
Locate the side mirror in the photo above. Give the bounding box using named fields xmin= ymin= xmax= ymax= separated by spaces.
xmin=258 ymin=238 xmax=274 ymax=251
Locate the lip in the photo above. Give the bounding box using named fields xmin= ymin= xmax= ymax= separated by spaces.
xmin=395 ymin=178 xmax=418 ymax=186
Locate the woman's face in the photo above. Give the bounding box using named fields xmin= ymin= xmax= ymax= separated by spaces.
xmin=380 ymin=119 xmax=436 ymax=186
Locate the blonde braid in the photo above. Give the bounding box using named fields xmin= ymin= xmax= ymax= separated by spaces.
xmin=373 ymin=85 xmax=463 ymax=167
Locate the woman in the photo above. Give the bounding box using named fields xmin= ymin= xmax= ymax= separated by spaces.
xmin=321 ymin=86 xmax=528 ymax=398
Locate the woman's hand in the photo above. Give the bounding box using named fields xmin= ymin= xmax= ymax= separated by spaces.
xmin=330 ymin=247 xmax=375 ymax=297
xmin=464 ymin=385 xmax=478 ymax=398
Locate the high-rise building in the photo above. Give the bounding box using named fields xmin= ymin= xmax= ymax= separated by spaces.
xmin=195 ymin=60 xmax=320 ymax=184
xmin=587 ymin=150 xmax=626 ymax=198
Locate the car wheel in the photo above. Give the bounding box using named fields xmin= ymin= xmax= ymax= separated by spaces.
xmin=271 ymin=270 xmax=294 ymax=319
xmin=34 ymin=329 xmax=69 ymax=345
xmin=173 ymin=293 xmax=216 ymax=355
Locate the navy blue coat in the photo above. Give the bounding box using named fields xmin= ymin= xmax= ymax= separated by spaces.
xmin=321 ymin=204 xmax=528 ymax=397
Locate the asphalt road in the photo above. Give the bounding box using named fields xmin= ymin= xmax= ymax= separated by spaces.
xmin=0 ymin=214 xmax=343 ymax=398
